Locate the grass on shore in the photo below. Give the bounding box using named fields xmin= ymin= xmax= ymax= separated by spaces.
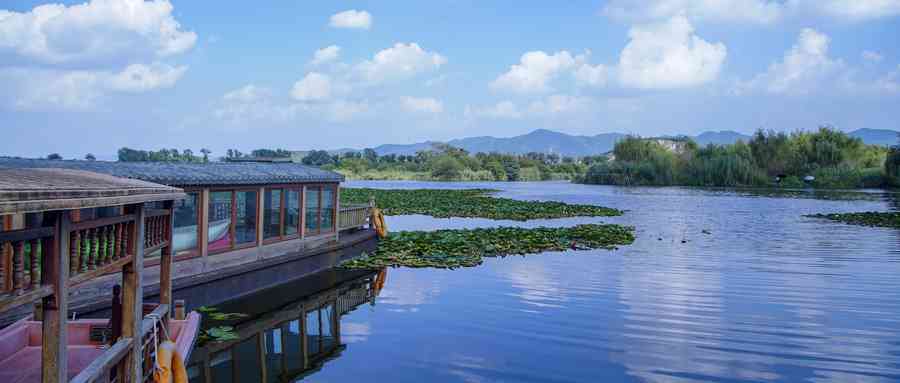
xmin=341 ymin=188 xmax=622 ymax=221
xmin=340 ymin=224 xmax=635 ymax=269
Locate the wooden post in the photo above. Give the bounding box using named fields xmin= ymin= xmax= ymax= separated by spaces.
xmin=300 ymin=185 xmax=307 ymax=240
xmin=256 ymin=187 xmax=265 ymax=258
xmin=42 ymin=210 xmax=69 ymax=383
xmin=160 ymin=200 xmax=175 ymax=312
xmin=174 ymin=299 xmax=185 ymax=320
xmin=199 ymin=188 xmax=210 ymax=259
xmin=120 ymin=203 xmax=145 ymax=382
xmin=111 ymin=284 xmax=122 ymax=342
xmin=334 ymin=184 xmax=341 ymax=242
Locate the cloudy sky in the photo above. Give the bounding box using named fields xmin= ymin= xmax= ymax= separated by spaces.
xmin=1 ymin=0 xmax=899 ymax=159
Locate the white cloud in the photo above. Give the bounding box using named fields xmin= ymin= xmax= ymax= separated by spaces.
xmin=617 ymin=15 xmax=727 ymax=89
xmin=329 ymin=9 xmax=372 ymax=30
xmin=603 ymin=0 xmax=784 ymax=24
xmin=465 ymin=100 xmax=522 ymax=119
xmin=291 ymin=72 xmax=332 ymax=101
xmin=354 ymin=43 xmax=446 ymax=84
xmin=106 ymin=63 xmax=186 ymax=92
xmin=0 ymin=0 xmax=196 ymax=65
xmin=490 ymin=51 xmax=577 ymax=93
xmin=401 ymin=96 xmax=443 ymax=113
xmin=222 ymin=84 xmax=271 ymax=103
xmin=791 ymin=0 xmax=900 ymax=21
xmin=323 ymin=100 xmax=370 ymax=122
xmin=2 ymin=62 xmax=187 ymax=110
xmin=738 ymin=28 xmax=843 ymax=94
xmin=862 ymin=50 xmax=884 ymax=63
xmin=310 ymin=45 xmax=341 ymax=66
xmin=574 ymin=62 xmax=609 ymax=87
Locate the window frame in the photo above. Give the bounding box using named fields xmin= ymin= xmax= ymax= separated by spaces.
xmin=208 ymin=187 xmax=260 ymax=255
xmin=263 ymin=186 xmax=303 ymax=245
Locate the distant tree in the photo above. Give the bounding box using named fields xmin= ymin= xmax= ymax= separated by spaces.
xmin=200 ymin=148 xmax=212 ymax=163
xmin=251 ymin=148 xmax=292 ymax=158
xmin=363 ymin=148 xmax=378 ymax=163
xmin=501 ymin=158 xmax=520 ymax=181
xmin=46 ymin=153 xmax=62 ymax=160
xmin=430 ymin=156 xmax=464 ymax=180
xmin=302 ymin=150 xmax=334 ymax=166
xmin=84 ymin=153 xmax=96 ymax=161
xmin=886 ymin=135 xmax=900 ymax=187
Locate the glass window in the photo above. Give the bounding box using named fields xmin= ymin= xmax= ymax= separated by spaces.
xmin=173 ymin=192 xmax=199 ymax=256
xmin=208 ymin=191 xmax=233 ymax=253
xmin=305 ymin=187 xmax=321 ymax=234
xmin=264 ymin=328 xmax=283 ymax=383
xmin=321 ymin=187 xmax=335 ymax=232
xmin=282 ymin=319 xmax=303 ymax=371
xmin=305 ymin=309 xmax=321 ymax=357
xmin=235 ymin=191 xmax=257 ymax=245
xmin=264 ymin=189 xmax=282 ymax=239
xmin=285 ymin=190 xmax=300 ymax=236
xmin=320 ymin=304 xmax=336 ymax=350
xmin=234 ymin=336 xmax=262 ymax=383
xmin=209 ymin=350 xmax=233 ymax=383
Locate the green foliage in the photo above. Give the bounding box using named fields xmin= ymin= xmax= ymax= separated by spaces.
xmin=886 ymin=146 xmax=900 ymax=187
xmin=341 ymin=188 xmax=622 ymax=220
xmin=117 ymin=147 xmax=208 ymax=162
xmin=302 ymin=150 xmax=335 ymax=166
xmin=196 ymin=306 xmax=248 ymax=345
xmin=808 ymin=211 xmax=900 ymax=228
xmin=430 ymin=156 xmax=464 ymax=180
xmin=249 ymin=148 xmax=292 ymax=158
xmin=340 ymin=224 xmax=636 ymax=269
xmin=582 ymin=127 xmax=889 ymax=189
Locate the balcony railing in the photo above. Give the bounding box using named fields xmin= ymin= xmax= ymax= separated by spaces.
xmin=338 ymin=204 xmax=370 ymax=231
xmin=0 ymin=227 xmax=55 ymax=311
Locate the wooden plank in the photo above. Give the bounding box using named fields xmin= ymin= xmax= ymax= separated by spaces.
xmin=69 ymin=337 xmax=133 ymax=383
xmin=71 ymin=214 xmax=135 ymax=231
xmin=160 ymin=200 xmax=175 ymax=309
xmin=120 ymin=203 xmax=145 ymax=382
xmin=42 ymin=211 xmax=68 ymax=383
xmin=199 ymin=188 xmax=210 ymax=258
xmin=0 ymin=284 xmax=53 ymax=312
xmin=66 ymin=254 xmax=134 ymax=288
xmin=0 ymin=226 xmax=54 ymax=243
xmin=140 ymin=303 xmax=171 ymax=336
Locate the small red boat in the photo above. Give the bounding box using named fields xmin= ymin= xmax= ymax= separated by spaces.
xmin=0 ymin=310 xmax=201 ymax=383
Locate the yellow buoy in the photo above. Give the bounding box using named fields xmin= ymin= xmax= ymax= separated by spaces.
xmin=153 ymin=340 xmax=188 ymax=383
xmin=371 ymin=207 xmax=388 ymax=238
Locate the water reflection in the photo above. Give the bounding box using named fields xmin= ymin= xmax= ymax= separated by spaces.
xmin=186 ymin=268 xmax=387 ymax=383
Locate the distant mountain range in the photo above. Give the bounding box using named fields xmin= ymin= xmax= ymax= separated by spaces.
xmin=352 ymin=128 xmax=898 ymax=157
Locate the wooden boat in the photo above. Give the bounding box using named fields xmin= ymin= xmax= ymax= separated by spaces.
xmin=0 ymin=168 xmax=194 ymax=383
xmin=0 ymin=309 xmax=201 ymax=383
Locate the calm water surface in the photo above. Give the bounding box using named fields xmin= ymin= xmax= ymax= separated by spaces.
xmin=213 ymin=181 xmax=900 ymax=382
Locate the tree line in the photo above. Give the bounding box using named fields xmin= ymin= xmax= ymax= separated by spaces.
xmin=581 ymin=127 xmax=895 ymax=189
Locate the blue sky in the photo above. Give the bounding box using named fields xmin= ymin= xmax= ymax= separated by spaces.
xmin=1 ymin=0 xmax=899 ymax=159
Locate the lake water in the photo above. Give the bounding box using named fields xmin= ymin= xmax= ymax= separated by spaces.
xmin=196 ymin=181 xmax=900 ymax=382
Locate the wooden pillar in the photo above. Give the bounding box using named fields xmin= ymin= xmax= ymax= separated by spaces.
xmin=300 ymin=185 xmax=307 ymax=240
xmin=199 ymin=188 xmax=210 ymax=259
xmin=160 ymin=200 xmax=175 ymax=311
xmin=121 ymin=203 xmax=145 ymax=382
xmin=256 ymin=187 xmax=265 ymax=255
xmin=41 ymin=211 xmax=69 ymax=383
xmin=334 ymin=184 xmax=341 ymax=242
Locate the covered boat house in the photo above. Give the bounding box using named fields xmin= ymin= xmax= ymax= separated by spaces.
xmin=0 ymin=167 xmax=199 ymax=383
xmin=0 ymin=159 xmax=374 ymax=326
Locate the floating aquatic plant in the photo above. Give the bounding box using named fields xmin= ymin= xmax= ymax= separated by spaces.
xmin=341 ymin=224 xmax=635 ymax=269
xmin=808 ymin=211 xmax=900 ymax=229
xmin=196 ymin=306 xmax=248 ymax=345
xmin=341 ymin=188 xmax=622 ymax=220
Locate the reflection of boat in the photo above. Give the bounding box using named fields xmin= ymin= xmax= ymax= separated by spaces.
xmin=0 ymin=307 xmax=201 ymax=383
xmin=186 ymin=268 xmax=385 ymax=383
xmin=173 ymin=219 xmax=230 ymax=253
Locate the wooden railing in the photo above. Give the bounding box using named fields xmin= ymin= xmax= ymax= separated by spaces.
xmin=143 ymin=209 xmax=171 ymax=254
xmin=339 ymin=204 xmax=369 ymax=231
xmin=0 ymin=226 xmax=55 ymax=311
xmin=139 ymin=304 xmax=170 ymax=383
xmin=68 ymin=215 xmax=136 ymax=287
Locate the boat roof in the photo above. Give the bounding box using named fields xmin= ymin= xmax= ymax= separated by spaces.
xmin=0 ymin=158 xmax=344 ymax=187
xmin=0 ymin=168 xmax=186 ymax=215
